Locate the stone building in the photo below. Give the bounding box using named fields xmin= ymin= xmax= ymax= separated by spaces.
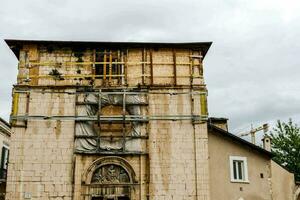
xmin=5 ymin=39 xmax=299 ymax=200
xmin=0 ymin=118 xmax=11 ymax=200
xmin=5 ymin=39 xmax=210 ymax=200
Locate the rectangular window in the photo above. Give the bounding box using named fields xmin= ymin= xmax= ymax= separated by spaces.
xmin=229 ymin=156 xmax=249 ymax=182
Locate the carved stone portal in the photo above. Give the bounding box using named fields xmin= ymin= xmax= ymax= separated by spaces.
xmin=91 ymin=164 xmax=130 ymax=184
xmin=83 ymin=157 xmax=136 ymax=199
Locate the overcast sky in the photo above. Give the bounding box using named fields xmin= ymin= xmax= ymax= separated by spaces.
xmin=1 ymin=0 xmax=300 ymax=138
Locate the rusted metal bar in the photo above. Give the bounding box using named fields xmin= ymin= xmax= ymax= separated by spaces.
xmin=25 ymin=92 xmax=30 ymax=114
xmin=75 ymin=150 xmax=148 ymax=155
xmin=75 ymin=135 xmax=149 ymax=139
xmin=14 ymin=88 xmax=206 ymax=95
xmin=11 ymin=114 xmax=208 ymax=121
xmin=150 ymin=49 xmax=153 ymax=85
xmin=172 ymin=49 xmax=177 ymax=86
xmin=189 ymin=50 xmax=193 ymax=85
xmin=75 ymin=92 xmax=78 ymax=115
xmin=25 ymin=92 xmax=30 ymax=126
xmin=10 ymin=124 xmax=27 ymax=128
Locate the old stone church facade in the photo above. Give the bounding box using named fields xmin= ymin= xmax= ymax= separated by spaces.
xmin=5 ymin=40 xmax=211 ymax=200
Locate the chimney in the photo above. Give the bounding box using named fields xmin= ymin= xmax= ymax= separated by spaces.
xmin=262 ymin=135 xmax=272 ymax=151
xmin=209 ymin=117 xmax=228 ymax=131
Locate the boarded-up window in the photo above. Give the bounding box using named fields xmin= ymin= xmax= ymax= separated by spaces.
xmin=95 ymin=50 xmax=121 ymax=80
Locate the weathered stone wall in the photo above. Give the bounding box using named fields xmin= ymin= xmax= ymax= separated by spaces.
xmin=6 ymin=89 xmax=76 ymax=200
xmin=148 ymin=89 xmax=209 ymax=200
xmin=16 ymin=45 xmax=204 ymax=88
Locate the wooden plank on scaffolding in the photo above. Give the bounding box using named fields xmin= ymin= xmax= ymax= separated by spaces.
xmin=98 ymin=89 xmax=102 ymax=151
xmin=92 ymin=49 xmax=96 ymax=81
xmin=142 ymin=48 xmax=146 ymax=85
xmin=172 ymin=49 xmax=177 ymax=86
xmin=125 ymin=49 xmax=128 ymax=85
xmin=122 ymin=91 xmax=126 ymax=152
xmin=199 ymin=50 xmax=203 ymax=76
xmin=103 ymin=50 xmax=107 ymax=83
xmin=25 ymin=92 xmax=30 ymax=126
xmin=150 ymin=49 xmax=153 ymax=85
xmin=109 ymin=51 xmax=112 ymax=84
xmin=189 ymin=50 xmax=193 ymax=85
xmin=118 ymin=50 xmax=121 ymax=85
xmin=121 ymin=51 xmax=125 ymax=85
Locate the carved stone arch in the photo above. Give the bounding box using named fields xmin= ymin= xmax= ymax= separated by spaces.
xmin=82 ymin=156 xmax=137 ymax=184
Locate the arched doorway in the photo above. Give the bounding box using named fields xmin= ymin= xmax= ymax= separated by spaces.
xmin=83 ymin=157 xmax=137 ymax=200
xmin=90 ymin=164 xmax=131 ymax=200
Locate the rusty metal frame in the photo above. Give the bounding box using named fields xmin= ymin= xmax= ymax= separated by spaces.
xmin=13 ymin=87 xmax=207 ymax=95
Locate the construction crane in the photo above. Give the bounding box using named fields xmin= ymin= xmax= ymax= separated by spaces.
xmin=238 ymin=123 xmax=269 ymax=145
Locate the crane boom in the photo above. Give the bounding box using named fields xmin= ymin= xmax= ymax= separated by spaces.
xmin=237 ymin=123 xmax=269 ymax=144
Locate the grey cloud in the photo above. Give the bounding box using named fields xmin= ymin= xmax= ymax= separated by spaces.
xmin=1 ymin=0 xmax=300 ymax=131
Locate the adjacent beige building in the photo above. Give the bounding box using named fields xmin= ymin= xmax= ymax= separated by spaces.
xmin=4 ymin=39 xmax=298 ymax=200
xmin=208 ymin=118 xmax=297 ymax=200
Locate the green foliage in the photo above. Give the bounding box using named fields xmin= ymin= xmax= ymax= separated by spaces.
xmin=270 ymin=119 xmax=300 ymax=181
